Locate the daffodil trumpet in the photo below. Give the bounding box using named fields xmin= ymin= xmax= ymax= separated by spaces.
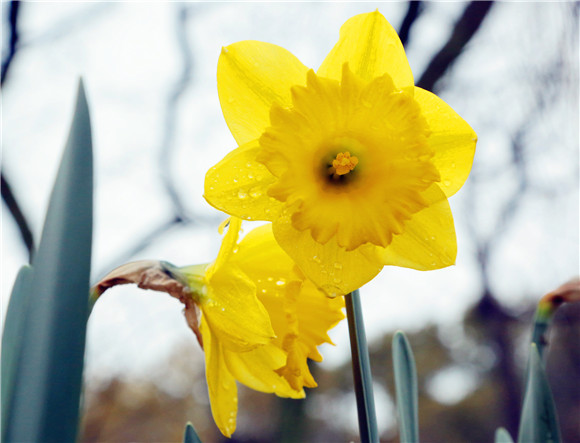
xmin=90 ymin=218 xmax=345 ymax=438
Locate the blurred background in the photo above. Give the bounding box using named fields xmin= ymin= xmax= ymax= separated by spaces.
xmin=2 ymin=2 xmax=578 ymax=442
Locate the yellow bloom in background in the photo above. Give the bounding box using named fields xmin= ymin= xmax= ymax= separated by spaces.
xmin=181 ymin=218 xmax=344 ymax=437
xmin=204 ymin=11 xmax=477 ymax=297
xmin=93 ymin=218 xmax=345 ymax=438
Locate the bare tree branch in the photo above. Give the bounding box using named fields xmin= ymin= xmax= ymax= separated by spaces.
xmin=1 ymin=1 xmax=35 ymax=262
xmin=398 ymin=1 xmax=423 ymax=48
xmin=417 ymin=1 xmax=494 ymax=92
xmin=1 ymin=172 xmax=34 ymax=262
xmin=159 ymin=5 xmax=195 ymax=222
xmin=1 ymin=0 xmax=20 ymax=85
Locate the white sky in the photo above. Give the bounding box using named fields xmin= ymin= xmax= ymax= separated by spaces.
xmin=2 ymin=3 xmax=578 ymax=384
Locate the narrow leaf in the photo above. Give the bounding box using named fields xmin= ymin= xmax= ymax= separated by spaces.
xmin=4 ymin=79 xmax=93 ymax=443
xmin=495 ymin=427 xmax=514 ymax=443
xmin=517 ymin=344 xmax=561 ymax=443
xmin=183 ymin=422 xmax=203 ymax=443
xmin=392 ymin=331 xmax=419 ymax=443
xmin=1 ymin=266 xmax=34 ymax=441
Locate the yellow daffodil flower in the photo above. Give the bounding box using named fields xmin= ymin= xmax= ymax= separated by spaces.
xmin=204 ymin=11 xmax=477 ymax=297
xmin=91 ymin=218 xmax=344 ymax=438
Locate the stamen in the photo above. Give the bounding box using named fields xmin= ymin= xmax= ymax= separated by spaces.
xmin=332 ymin=152 xmax=359 ymax=175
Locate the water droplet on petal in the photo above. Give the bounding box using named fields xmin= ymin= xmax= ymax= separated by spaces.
xmin=443 ymin=179 xmax=451 ymax=187
xmin=249 ymin=187 xmax=262 ymax=198
xmin=333 ymin=262 xmax=343 ymax=270
xmin=276 ymin=279 xmax=286 ymax=286
xmin=238 ymin=190 xmax=248 ymax=199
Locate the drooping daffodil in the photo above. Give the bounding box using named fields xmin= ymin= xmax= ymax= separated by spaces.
xmin=204 ymin=11 xmax=477 ymax=297
xmin=91 ymin=218 xmax=344 ymax=437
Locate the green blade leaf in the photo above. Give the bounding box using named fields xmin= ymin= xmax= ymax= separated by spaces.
xmin=517 ymin=344 xmax=561 ymax=443
xmin=392 ymin=331 xmax=419 ymax=443
xmin=3 ymin=79 xmax=93 ymax=443
xmin=183 ymin=422 xmax=203 ymax=443
xmin=495 ymin=427 xmax=514 ymax=443
xmin=1 ymin=266 xmax=34 ymax=441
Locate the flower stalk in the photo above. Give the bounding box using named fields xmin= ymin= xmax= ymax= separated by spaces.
xmin=345 ymin=290 xmax=378 ymax=443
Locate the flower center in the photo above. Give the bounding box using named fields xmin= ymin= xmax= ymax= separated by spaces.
xmin=331 ymin=152 xmax=358 ymax=176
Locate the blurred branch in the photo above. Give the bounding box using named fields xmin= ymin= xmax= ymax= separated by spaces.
xmin=1 ymin=0 xmax=20 ymax=85
xmin=1 ymin=173 xmax=34 ymax=262
xmin=398 ymin=1 xmax=423 ymax=48
xmin=1 ymin=1 xmax=35 ymax=262
xmin=159 ymin=5 xmax=195 ymax=222
xmin=417 ymin=1 xmax=494 ymax=92
xmin=19 ymin=3 xmax=113 ymax=48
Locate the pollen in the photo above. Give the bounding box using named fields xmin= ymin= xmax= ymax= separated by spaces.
xmin=332 ymin=152 xmax=359 ymax=175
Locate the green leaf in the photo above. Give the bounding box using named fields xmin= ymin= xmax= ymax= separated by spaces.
xmin=517 ymin=344 xmax=561 ymax=443
xmin=183 ymin=422 xmax=203 ymax=443
xmin=495 ymin=427 xmax=514 ymax=443
xmin=392 ymin=331 xmax=419 ymax=443
xmin=3 ymin=79 xmax=93 ymax=443
xmin=1 ymin=266 xmax=34 ymax=441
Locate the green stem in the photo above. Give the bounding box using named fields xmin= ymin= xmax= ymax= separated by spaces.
xmin=345 ymin=289 xmax=379 ymax=443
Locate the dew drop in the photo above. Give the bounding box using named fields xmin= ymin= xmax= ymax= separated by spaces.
xmin=238 ymin=190 xmax=248 ymax=199
xmin=333 ymin=277 xmax=342 ymax=284
xmin=209 ymin=186 xmax=214 ymax=191
xmin=246 ymin=162 xmax=253 ymax=168
xmin=311 ymin=255 xmax=321 ymax=264
xmin=443 ymin=179 xmax=451 ymax=187
xmin=249 ymin=187 xmax=262 ymax=198
xmin=233 ymin=178 xmax=238 ymax=183
xmin=333 ymin=262 xmax=343 ymax=270
xmin=256 ymin=174 xmax=264 ymax=181
xmin=248 ymin=172 xmax=254 ymax=179
xmin=276 ymin=279 xmax=286 ymax=286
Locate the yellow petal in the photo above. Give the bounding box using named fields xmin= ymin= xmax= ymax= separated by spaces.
xmin=272 ymin=206 xmax=383 ymax=297
xmin=204 ymin=140 xmax=283 ymax=222
xmin=218 ymin=41 xmax=309 ymax=146
xmin=318 ymin=11 xmax=413 ymax=88
xmin=267 ymin=279 xmax=345 ymax=390
xmin=231 ymin=223 xmax=299 ymax=287
xmin=379 ymin=184 xmax=457 ymax=270
xmin=204 ymin=264 xmax=275 ymax=352
xmin=224 ymin=342 xmax=304 ymax=399
xmin=294 ymin=279 xmax=345 ymax=360
xmin=201 ymin=321 xmax=238 ymax=438
xmin=414 ymin=87 xmax=477 ymax=197
xmin=207 ymin=217 xmax=242 ymax=277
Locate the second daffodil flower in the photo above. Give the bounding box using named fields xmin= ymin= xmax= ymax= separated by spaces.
xmin=204 ymin=11 xmax=477 ymax=297
xmin=92 ymin=218 xmax=344 ymax=438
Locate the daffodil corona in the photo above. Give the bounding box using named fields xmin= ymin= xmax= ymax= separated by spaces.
xmin=205 ymin=11 xmax=477 ymax=297
xmin=92 ymin=218 xmax=344 ymax=437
